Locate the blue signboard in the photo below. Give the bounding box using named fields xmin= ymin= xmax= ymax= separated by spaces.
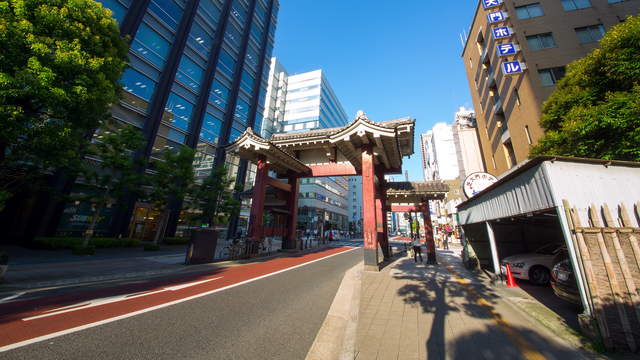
xmin=492 ymin=26 xmax=512 ymax=40
xmin=487 ymin=11 xmax=507 ymax=24
xmin=496 ymin=43 xmax=517 ymax=56
xmin=502 ymin=61 xmax=525 ymax=75
xmin=482 ymin=0 xmax=503 ymax=9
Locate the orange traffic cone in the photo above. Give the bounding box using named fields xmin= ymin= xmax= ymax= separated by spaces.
xmin=505 ymin=263 xmax=519 ymax=288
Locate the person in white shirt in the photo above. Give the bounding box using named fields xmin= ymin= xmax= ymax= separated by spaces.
xmin=412 ymin=237 xmax=423 ymax=263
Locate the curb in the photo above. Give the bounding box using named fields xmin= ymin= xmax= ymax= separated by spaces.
xmin=306 ymin=261 xmax=363 ymax=360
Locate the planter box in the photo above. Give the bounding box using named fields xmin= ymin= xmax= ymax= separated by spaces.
xmin=185 ymin=229 xmax=218 ymax=265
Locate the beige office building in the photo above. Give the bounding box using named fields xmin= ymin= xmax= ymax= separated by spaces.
xmin=462 ymin=0 xmax=638 ymax=176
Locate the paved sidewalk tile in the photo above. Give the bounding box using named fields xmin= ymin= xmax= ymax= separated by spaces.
xmin=355 ymin=247 xmax=595 ymax=360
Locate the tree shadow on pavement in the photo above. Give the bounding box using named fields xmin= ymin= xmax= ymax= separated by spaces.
xmin=392 ymin=252 xmax=589 ymax=360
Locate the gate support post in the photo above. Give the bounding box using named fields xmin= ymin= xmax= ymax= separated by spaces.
xmin=362 ymin=145 xmax=379 ymax=271
xmin=248 ymin=155 xmax=269 ymax=242
xmin=486 ymin=221 xmax=501 ymax=278
xmin=422 ymin=202 xmax=437 ymax=264
xmin=283 ymin=174 xmax=300 ymax=250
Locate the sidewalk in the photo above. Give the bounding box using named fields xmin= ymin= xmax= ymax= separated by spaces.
xmin=355 ymin=247 xmax=598 ymax=360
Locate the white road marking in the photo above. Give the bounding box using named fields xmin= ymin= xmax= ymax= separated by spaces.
xmin=0 ymin=292 xmax=26 ymax=304
xmin=1 ymin=247 xmax=358 ymax=353
xmin=22 ymin=277 xmax=222 ymax=321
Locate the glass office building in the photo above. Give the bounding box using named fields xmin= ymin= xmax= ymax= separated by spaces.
xmin=52 ymin=0 xmax=279 ymax=239
xmin=261 ymin=67 xmax=350 ymax=232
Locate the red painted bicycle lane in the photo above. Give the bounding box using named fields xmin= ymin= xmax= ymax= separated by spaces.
xmin=0 ymin=246 xmax=357 ymax=350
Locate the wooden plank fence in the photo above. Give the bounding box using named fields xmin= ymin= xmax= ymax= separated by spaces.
xmin=564 ymin=200 xmax=640 ymax=352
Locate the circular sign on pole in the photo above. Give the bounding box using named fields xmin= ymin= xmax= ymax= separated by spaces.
xmin=463 ymin=172 xmax=498 ymax=198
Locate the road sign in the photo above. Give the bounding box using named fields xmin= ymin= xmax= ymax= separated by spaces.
xmin=492 ymin=26 xmax=512 ymax=40
xmin=496 ymin=43 xmax=518 ymax=56
xmin=502 ymin=61 xmax=526 ymax=75
xmin=487 ymin=11 xmax=507 ymax=24
xmin=482 ymin=0 xmax=503 ymax=9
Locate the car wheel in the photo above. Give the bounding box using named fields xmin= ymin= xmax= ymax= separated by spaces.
xmin=529 ymin=266 xmax=550 ymax=285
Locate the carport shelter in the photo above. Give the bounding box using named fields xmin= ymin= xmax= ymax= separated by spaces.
xmin=456 ymin=156 xmax=640 ymax=352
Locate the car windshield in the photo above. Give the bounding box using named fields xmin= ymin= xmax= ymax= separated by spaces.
xmin=535 ymin=243 xmax=559 ymax=255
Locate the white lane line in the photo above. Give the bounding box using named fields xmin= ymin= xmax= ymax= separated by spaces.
xmin=1 ymin=247 xmax=358 ymax=352
xmin=165 ymin=277 xmax=222 ymax=291
xmin=0 ymin=292 xmax=26 ymax=304
xmin=23 ymin=277 xmax=222 ymax=321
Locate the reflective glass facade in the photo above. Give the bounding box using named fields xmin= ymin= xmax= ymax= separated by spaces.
xmin=58 ymin=0 xmax=280 ymax=238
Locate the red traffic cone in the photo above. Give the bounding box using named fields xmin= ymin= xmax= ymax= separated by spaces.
xmin=505 ymin=263 xmax=519 ymax=288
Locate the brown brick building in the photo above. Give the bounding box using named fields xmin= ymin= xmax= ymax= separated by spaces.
xmin=462 ymin=0 xmax=639 ymax=176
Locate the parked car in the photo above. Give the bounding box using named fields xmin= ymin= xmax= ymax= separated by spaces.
xmin=500 ymin=243 xmax=561 ymax=285
xmin=550 ymin=248 xmax=581 ymax=304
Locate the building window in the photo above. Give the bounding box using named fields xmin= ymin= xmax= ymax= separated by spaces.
xmin=608 ymin=0 xmax=625 ymax=3
xmin=515 ymin=3 xmax=544 ymax=19
xmin=538 ymin=66 xmax=566 ymax=86
xmin=514 ymin=87 xmax=521 ymax=106
xmin=561 ymin=0 xmax=591 ymax=11
xmin=526 ymin=33 xmax=556 ymax=50
xmin=575 ymin=24 xmax=605 ymax=43
xmin=491 ymin=155 xmax=497 ymax=170
xmin=503 ymin=141 xmax=517 ymax=169
xmin=524 ymin=125 xmax=533 ymax=145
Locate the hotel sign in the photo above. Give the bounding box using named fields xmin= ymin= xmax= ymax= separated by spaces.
xmin=496 ymin=43 xmax=519 ymax=56
xmin=482 ymin=0 xmax=503 ymax=10
xmin=492 ymin=26 xmax=513 ymax=40
xmin=502 ymin=61 xmax=526 ymax=75
xmin=487 ymin=11 xmax=508 ymax=24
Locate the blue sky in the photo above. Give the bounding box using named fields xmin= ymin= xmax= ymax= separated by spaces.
xmin=273 ymin=0 xmax=479 ymax=181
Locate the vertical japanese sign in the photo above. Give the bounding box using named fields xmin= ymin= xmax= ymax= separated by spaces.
xmin=502 ymin=61 xmax=526 ymax=75
xmin=482 ymin=0 xmax=503 ymax=10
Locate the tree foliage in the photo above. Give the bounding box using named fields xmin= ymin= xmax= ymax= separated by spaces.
xmin=0 ymin=0 xmax=129 ymax=208
xmin=73 ymin=125 xmax=145 ymax=246
xmin=189 ymin=165 xmax=241 ymax=228
xmin=147 ymin=146 xmax=196 ymax=244
xmin=531 ymin=16 xmax=640 ymax=160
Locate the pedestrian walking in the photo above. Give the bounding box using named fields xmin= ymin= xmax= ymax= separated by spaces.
xmin=444 ymin=224 xmax=452 ymax=250
xmin=412 ymin=237 xmax=423 ymax=263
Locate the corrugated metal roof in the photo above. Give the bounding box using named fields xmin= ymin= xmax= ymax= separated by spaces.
xmin=456 ymin=156 xmax=640 ymax=226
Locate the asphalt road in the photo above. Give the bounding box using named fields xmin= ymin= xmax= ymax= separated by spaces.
xmin=2 ymin=247 xmax=363 ymax=360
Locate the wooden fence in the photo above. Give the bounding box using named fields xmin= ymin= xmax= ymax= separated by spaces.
xmin=564 ymin=200 xmax=640 ymax=352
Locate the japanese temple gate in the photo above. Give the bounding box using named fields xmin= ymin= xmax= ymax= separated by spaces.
xmin=226 ymin=112 xmax=448 ymax=270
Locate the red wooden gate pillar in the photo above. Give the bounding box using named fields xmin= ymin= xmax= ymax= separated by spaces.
xmin=361 ymin=144 xmax=379 ymax=270
xmin=375 ymin=171 xmax=390 ymax=260
xmin=283 ymin=174 xmax=300 ymax=250
xmin=248 ymin=155 xmax=269 ymax=242
xmin=422 ymin=202 xmax=437 ymax=264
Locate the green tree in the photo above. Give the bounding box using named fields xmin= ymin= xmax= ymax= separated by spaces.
xmin=0 ymin=0 xmax=129 ymax=210
xmin=531 ymin=16 xmax=640 ymax=161
xmin=147 ymin=146 xmax=196 ymax=245
xmin=74 ymin=125 xmax=145 ymax=248
xmin=189 ymin=165 xmax=241 ymax=228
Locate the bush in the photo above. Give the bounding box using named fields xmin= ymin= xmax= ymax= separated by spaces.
xmin=144 ymin=243 xmax=161 ymax=251
xmin=72 ymin=245 xmax=96 ymax=255
xmin=33 ymin=237 xmax=141 ymax=250
xmin=163 ymin=237 xmax=190 ymax=245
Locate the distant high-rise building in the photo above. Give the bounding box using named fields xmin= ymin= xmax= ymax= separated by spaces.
xmin=264 ymin=67 xmax=351 ymax=232
xmin=452 ymin=107 xmax=485 ymax=180
xmin=420 ymin=123 xmax=459 ymax=181
xmin=260 ymin=57 xmax=287 ymax=138
xmin=462 ymin=0 xmax=638 ymax=175
xmin=282 ymin=70 xmax=349 ymax=132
